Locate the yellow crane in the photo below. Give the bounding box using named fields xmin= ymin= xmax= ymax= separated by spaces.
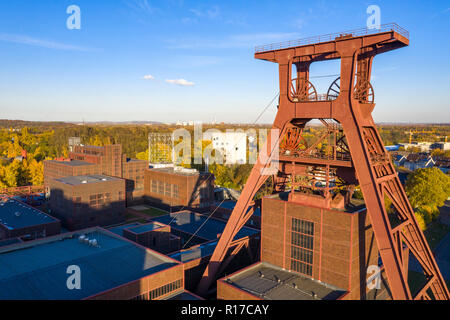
xmin=405 ymin=129 xmax=435 ymax=144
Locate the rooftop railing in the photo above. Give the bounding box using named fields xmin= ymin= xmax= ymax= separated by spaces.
xmin=255 ymin=23 xmax=409 ymax=53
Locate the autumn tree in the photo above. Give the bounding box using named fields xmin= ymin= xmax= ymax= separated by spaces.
xmin=405 ymin=167 xmax=450 ymax=229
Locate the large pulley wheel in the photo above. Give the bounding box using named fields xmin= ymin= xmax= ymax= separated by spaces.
xmin=280 ymin=127 xmax=308 ymax=155
xmin=290 ymin=78 xmax=318 ymax=102
xmin=326 ymin=77 xmax=340 ymax=100
xmin=353 ymin=80 xmax=374 ymax=104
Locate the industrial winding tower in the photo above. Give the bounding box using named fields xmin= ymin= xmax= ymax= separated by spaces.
xmin=198 ymin=24 xmax=450 ymax=300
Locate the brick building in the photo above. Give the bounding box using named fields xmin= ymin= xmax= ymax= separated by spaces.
xmin=44 ymin=160 xmax=99 ymax=189
xmin=108 ymin=222 xmax=181 ymax=254
xmin=122 ymin=158 xmax=146 ymax=203
xmin=0 ymin=198 xmax=60 ymax=241
xmin=0 ymin=227 xmax=187 ymax=300
xmin=69 ymin=144 xmax=123 ymax=177
xmin=48 ymin=175 xmax=126 ymax=230
xmin=217 ymin=192 xmax=390 ymax=300
xmin=153 ymin=210 xmax=260 ymax=291
xmin=123 ymin=222 xmax=181 ymax=254
xmin=44 ymin=144 xmax=147 ymax=204
xmin=144 ymin=166 xmax=214 ymax=211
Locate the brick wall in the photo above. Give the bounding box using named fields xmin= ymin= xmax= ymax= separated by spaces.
xmin=261 ymin=195 xmax=379 ymax=299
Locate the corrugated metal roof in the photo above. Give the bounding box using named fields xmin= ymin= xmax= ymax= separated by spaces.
xmin=0 ymin=228 xmax=178 ymax=300
xmin=0 ymin=199 xmax=58 ymax=230
xmin=224 ymin=262 xmax=346 ymax=300
xmin=152 ymin=211 xmax=259 ymax=241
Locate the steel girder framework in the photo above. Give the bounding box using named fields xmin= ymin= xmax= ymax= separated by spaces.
xmin=197 ymin=24 xmax=449 ymax=300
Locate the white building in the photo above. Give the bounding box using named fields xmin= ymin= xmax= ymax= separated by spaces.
xmin=211 ymin=131 xmax=247 ymax=165
xmin=398 ymin=142 xmax=432 ymax=152
xmin=430 ymin=142 xmax=450 ymax=151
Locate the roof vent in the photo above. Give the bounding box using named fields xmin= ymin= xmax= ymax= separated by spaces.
xmin=78 ymin=234 xmax=86 ymax=242
xmin=14 ymin=211 xmax=21 ymax=217
xmin=89 ymin=239 xmax=98 ymax=247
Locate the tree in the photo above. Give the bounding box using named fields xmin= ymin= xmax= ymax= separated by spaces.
xmin=3 ymin=160 xmax=23 ymax=187
xmin=405 ymin=167 xmax=450 ymax=229
xmin=136 ymin=149 xmax=149 ymax=161
xmin=27 ymin=159 xmax=44 ymax=185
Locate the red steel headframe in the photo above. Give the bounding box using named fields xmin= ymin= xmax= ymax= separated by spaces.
xmin=197 ymin=23 xmax=449 ymax=300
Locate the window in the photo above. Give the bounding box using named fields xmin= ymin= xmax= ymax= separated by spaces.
xmin=157 ymin=181 xmax=164 ymax=194
xmin=290 ymin=218 xmax=314 ymax=276
xmin=148 ymin=279 xmax=182 ymax=300
xmin=165 ymin=182 xmax=171 ymax=196
xmin=172 ymin=185 xmax=179 ymax=199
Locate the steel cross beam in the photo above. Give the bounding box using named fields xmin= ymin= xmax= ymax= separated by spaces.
xmin=197 ymin=26 xmax=449 ymax=300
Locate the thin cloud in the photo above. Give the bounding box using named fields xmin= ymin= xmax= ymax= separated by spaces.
xmin=0 ymin=33 xmax=94 ymax=52
xmin=142 ymin=74 xmax=155 ymax=80
xmin=189 ymin=5 xmax=220 ymax=19
xmin=125 ymin=0 xmax=158 ymax=15
xmin=166 ymin=32 xmax=301 ymax=49
xmin=165 ymin=79 xmax=195 ymax=86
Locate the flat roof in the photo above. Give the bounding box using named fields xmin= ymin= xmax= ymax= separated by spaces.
xmin=218 ymin=200 xmax=261 ymax=217
xmin=169 ymin=240 xmax=218 ymax=262
xmin=0 ymin=227 xmax=179 ymax=300
xmin=148 ymin=167 xmax=211 ymax=176
xmin=46 ymin=160 xmax=95 ymax=167
xmin=127 ymin=222 xmax=165 ymax=234
xmin=221 ymin=262 xmax=346 ymax=300
xmin=0 ymin=199 xmax=58 ymax=230
xmin=126 ymin=158 xmax=147 ymax=163
xmin=0 ymin=237 xmax=22 ymax=247
xmin=151 ymin=211 xmax=259 ymax=241
xmin=54 ymin=174 xmax=121 ymax=186
xmin=166 ymin=290 xmax=203 ymax=300
xmin=107 ymin=222 xmax=142 ymax=236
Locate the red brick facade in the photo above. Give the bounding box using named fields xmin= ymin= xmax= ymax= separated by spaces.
xmin=144 ymin=167 xmax=214 ymax=210
xmin=260 ymin=195 xmax=379 ymax=299
xmin=48 ymin=176 xmax=126 ymax=230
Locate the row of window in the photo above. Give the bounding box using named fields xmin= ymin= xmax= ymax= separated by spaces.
xmin=131 ymin=279 xmax=183 ymax=300
xmin=291 ymin=232 xmax=314 ymax=249
xmin=150 ymin=180 xmax=179 ymax=198
xmin=291 ymin=260 xmax=313 ymax=276
xmin=290 ymin=218 xmax=314 ymax=276
xmin=292 ymin=218 xmax=314 ymax=235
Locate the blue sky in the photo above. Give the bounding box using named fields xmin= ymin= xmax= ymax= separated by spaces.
xmin=0 ymin=0 xmax=449 ymax=124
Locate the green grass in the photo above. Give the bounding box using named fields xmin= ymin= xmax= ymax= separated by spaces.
xmin=140 ymin=207 xmax=168 ymax=218
xmin=423 ymin=221 xmax=450 ymax=250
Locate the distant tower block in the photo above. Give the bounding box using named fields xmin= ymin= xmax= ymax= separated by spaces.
xmin=68 ymin=137 xmax=81 ymax=152
xmin=148 ymin=132 xmax=173 ymax=165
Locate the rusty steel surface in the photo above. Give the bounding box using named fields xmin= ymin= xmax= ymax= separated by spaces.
xmin=197 ymin=25 xmax=450 ymax=300
xmin=0 ymin=185 xmax=45 ymax=196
